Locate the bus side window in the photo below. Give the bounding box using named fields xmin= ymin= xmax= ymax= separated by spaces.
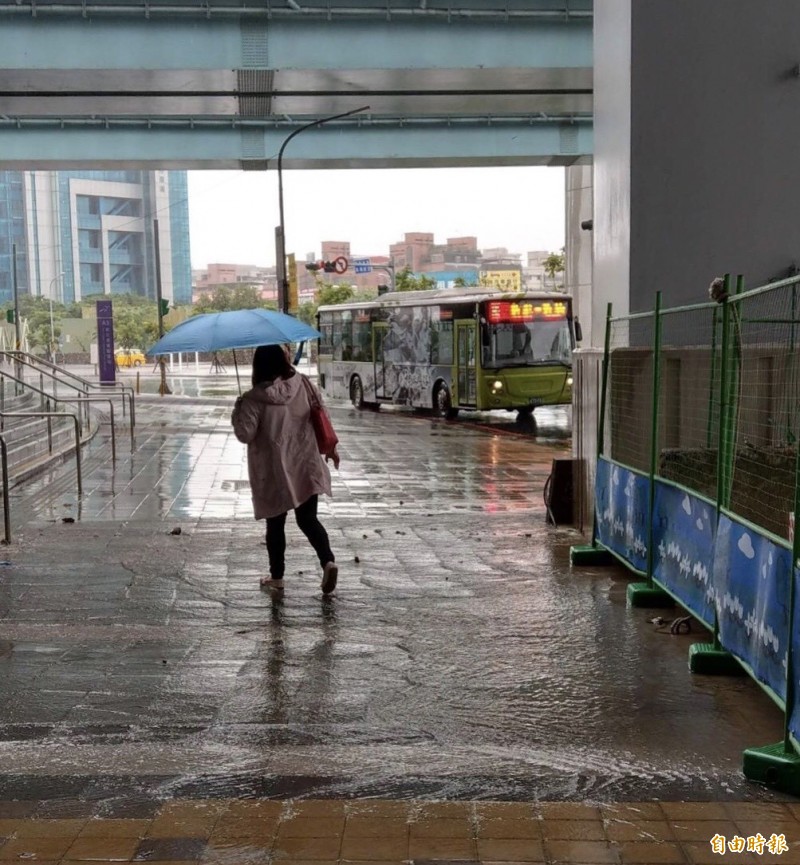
xmin=331 ymin=312 xmax=343 ymax=361
xmin=352 ymin=314 xmax=372 ymax=362
xmin=480 ymin=319 xmax=491 ymax=364
xmin=341 ymin=310 xmax=353 ymax=361
xmin=437 ymin=321 xmax=453 ymax=365
xmin=319 ymin=315 xmax=333 ymax=354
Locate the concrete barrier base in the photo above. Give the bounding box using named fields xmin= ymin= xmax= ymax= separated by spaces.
xmin=743 ymin=741 xmax=800 ymax=796
xmin=626 ymin=582 xmax=674 ymax=608
xmin=569 ymin=544 xmax=614 ymax=566
xmin=688 ymin=642 xmax=746 ymax=676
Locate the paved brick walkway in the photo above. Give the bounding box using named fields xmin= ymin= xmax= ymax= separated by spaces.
xmin=0 ymin=799 xmax=799 ymax=863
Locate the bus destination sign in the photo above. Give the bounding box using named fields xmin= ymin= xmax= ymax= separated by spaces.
xmin=487 ymin=301 xmax=567 ymax=323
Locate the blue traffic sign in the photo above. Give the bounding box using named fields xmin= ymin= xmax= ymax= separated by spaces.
xmin=354 ymin=258 xmax=372 ymax=274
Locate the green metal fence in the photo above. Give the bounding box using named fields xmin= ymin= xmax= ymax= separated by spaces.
xmin=572 ymin=272 xmax=800 ymax=795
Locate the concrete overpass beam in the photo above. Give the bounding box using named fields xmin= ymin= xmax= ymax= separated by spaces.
xmin=0 ymin=17 xmax=592 ymax=71
xmin=0 ymin=120 xmax=592 ymax=169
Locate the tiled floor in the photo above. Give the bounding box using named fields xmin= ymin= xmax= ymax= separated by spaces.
xmin=0 ymin=799 xmax=799 ymax=864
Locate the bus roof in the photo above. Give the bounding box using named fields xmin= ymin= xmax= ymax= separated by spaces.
xmin=317 ymin=286 xmax=572 ymax=313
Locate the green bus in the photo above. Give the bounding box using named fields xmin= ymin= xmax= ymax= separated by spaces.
xmin=317 ymin=286 xmax=579 ymax=418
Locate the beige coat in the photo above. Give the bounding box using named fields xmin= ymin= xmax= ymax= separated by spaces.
xmin=231 ymin=372 xmax=332 ymax=520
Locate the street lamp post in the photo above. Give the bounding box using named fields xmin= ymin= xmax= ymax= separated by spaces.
xmin=276 ymin=105 xmax=370 ymax=313
xmin=48 ymin=272 xmax=64 ymax=362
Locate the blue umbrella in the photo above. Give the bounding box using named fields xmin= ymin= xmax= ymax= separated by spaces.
xmin=146 ymin=308 xmax=321 ymax=392
xmin=146 ymin=308 xmax=320 ymax=355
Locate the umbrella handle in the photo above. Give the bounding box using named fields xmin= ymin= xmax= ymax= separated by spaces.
xmin=293 ymin=342 xmax=305 ymax=366
xmin=232 ymin=349 xmax=241 ymax=394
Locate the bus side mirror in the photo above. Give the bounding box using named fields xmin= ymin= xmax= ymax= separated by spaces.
xmin=574 ymin=318 xmax=583 ymax=343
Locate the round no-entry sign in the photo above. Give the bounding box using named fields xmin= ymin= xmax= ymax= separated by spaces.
xmin=333 ymin=256 xmax=348 ymax=274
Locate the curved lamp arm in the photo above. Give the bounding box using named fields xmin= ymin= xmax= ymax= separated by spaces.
xmin=277 ymin=105 xmax=370 ymax=312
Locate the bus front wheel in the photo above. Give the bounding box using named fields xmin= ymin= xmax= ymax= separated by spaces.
xmin=350 ymin=375 xmax=366 ymax=409
xmin=433 ymin=383 xmax=458 ymax=419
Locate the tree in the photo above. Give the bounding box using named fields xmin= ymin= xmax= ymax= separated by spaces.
xmin=394 ymin=267 xmax=437 ymax=292
xmin=193 ymin=283 xmax=273 ymax=313
xmin=315 ymin=283 xmax=355 ymax=307
xmin=8 ymin=296 xmax=65 ymax=355
xmin=26 ymin=311 xmax=58 ymax=354
xmin=453 ymin=275 xmax=478 ymax=288
xmin=296 ymin=301 xmax=318 ymax=327
xmin=113 ymin=304 xmax=159 ymax=349
xmin=543 ymin=249 xmax=565 ymax=289
xmin=295 ymin=282 xmax=378 ymax=331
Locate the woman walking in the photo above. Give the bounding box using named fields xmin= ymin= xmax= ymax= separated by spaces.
xmin=231 ymin=344 xmax=340 ymax=594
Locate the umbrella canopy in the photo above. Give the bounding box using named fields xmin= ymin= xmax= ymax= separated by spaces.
xmin=146 ymin=308 xmax=321 ymax=356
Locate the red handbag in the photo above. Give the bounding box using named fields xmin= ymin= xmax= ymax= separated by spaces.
xmin=301 ymin=375 xmax=339 ymax=456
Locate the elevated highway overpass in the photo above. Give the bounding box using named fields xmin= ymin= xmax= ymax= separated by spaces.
xmin=0 ymin=0 xmax=593 ymax=168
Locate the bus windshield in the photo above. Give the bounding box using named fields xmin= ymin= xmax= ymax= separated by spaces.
xmin=480 ymin=300 xmax=572 ymax=369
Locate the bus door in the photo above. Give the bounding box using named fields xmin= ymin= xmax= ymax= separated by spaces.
xmin=373 ymin=323 xmax=388 ymax=398
xmin=454 ymin=320 xmax=477 ymax=406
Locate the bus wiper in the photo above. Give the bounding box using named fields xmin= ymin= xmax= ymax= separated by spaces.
xmin=528 ymin=358 xmax=571 ymax=367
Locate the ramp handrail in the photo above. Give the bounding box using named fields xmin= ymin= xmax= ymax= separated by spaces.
xmin=0 ymin=410 xmax=83 ymax=494
xmin=0 ymin=369 xmax=124 ymax=461
xmin=0 ymin=410 xmax=82 ymax=544
xmin=3 ymin=351 xmax=135 ymax=428
xmin=0 ymin=436 xmax=8 ymax=544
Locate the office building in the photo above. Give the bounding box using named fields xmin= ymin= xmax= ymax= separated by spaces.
xmin=0 ymin=169 xmax=191 ymax=306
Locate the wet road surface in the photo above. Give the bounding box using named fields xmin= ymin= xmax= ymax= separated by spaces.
xmin=0 ymin=391 xmax=790 ymax=810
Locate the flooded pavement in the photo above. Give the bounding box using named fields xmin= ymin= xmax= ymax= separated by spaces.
xmin=131 ymin=363 xmax=573 ymax=441
xmin=0 ymin=389 xmax=790 ymax=811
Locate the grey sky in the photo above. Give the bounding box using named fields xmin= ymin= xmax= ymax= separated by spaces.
xmin=187 ymin=166 xmax=565 ymax=270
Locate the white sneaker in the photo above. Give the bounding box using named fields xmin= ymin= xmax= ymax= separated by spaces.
xmin=260 ymin=578 xmax=284 ymax=591
xmin=321 ymin=562 xmax=338 ymax=595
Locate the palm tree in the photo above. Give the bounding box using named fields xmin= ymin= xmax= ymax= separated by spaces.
xmin=543 ymin=249 xmax=565 ymax=290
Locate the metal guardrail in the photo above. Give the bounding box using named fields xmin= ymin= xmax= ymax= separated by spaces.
xmin=0 ymin=369 xmax=125 ymax=460
xmin=0 ymin=436 xmax=8 ymax=544
xmin=0 ymin=410 xmax=83 ymax=543
xmin=0 ymin=354 xmax=130 ymax=544
xmin=3 ymin=351 xmax=135 ymax=429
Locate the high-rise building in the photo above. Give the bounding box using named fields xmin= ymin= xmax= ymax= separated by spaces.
xmin=0 ymin=169 xmax=191 ymax=306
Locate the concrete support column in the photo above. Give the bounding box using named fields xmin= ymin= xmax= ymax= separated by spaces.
xmin=577 ymin=0 xmax=800 ymax=530
xmin=565 ymin=164 xmax=593 ymax=345
xmin=595 ymin=0 xmax=800 ymax=317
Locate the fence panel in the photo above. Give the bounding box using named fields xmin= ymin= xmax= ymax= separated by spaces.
xmin=728 ymin=284 xmax=800 ymax=541
xmin=656 ymin=305 xmax=721 ymax=502
xmin=714 ymin=512 xmax=791 ymax=702
xmin=603 ymin=314 xmax=654 ymax=474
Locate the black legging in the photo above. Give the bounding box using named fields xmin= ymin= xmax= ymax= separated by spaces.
xmin=265 ymin=494 xmax=334 ymax=580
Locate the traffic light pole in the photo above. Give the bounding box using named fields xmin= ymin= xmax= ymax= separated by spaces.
xmin=276 ymin=105 xmax=369 ymax=313
xmin=11 ymin=244 xmax=20 ymax=350
xmin=153 ymin=218 xmax=171 ymax=396
xmin=11 ymin=244 xmax=21 ymax=392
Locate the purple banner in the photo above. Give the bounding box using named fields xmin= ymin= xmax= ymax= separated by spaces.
xmin=96 ymin=300 xmax=115 ymax=384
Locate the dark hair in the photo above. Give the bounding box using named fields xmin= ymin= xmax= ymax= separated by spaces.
xmin=251 ymin=344 xmax=292 ymax=386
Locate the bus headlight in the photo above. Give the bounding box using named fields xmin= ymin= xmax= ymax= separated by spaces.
xmin=567 ymin=376 xmax=573 ymax=387
xmin=491 ymin=379 xmax=504 ymax=393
